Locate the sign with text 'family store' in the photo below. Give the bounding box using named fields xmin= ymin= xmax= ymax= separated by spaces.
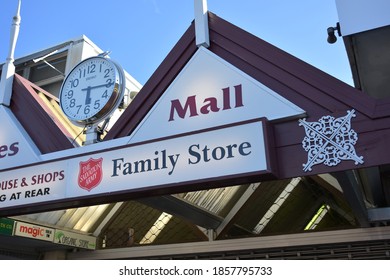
xmin=0 ymin=119 xmax=276 ymax=216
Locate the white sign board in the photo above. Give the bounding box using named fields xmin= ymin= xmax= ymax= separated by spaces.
xmin=127 ymin=47 xmax=304 ymax=144
xmin=54 ymin=229 xmax=97 ymax=250
xmin=0 ymin=107 xmax=39 ymax=170
xmin=14 ymin=221 xmax=55 ymax=242
xmin=0 ymin=119 xmax=274 ymax=214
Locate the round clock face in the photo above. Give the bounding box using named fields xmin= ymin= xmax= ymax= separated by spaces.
xmin=59 ymin=56 xmax=124 ymax=125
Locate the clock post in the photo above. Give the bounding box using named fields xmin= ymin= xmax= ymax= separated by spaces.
xmin=84 ymin=125 xmax=99 ymax=145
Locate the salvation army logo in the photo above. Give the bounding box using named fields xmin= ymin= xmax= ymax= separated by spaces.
xmin=78 ymin=157 xmax=103 ymax=191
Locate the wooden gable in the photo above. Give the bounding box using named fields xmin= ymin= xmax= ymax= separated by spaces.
xmin=10 ymin=74 xmax=74 ymax=154
xmin=105 ymin=12 xmax=390 ymax=180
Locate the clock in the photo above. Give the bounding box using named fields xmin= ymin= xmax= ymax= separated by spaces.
xmin=59 ymin=56 xmax=125 ymax=126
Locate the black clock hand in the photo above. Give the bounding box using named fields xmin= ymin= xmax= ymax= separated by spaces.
xmin=81 ymin=82 xmax=114 ymax=105
xmin=81 ymin=86 xmax=92 ymax=105
xmin=83 ymin=82 xmax=114 ymax=91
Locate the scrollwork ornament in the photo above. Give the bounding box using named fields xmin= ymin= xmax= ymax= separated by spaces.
xmin=299 ymin=109 xmax=364 ymax=172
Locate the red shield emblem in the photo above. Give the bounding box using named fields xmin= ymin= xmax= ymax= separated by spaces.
xmin=78 ymin=157 xmax=103 ymax=191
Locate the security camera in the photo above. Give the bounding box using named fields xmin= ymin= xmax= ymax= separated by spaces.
xmin=327 ymin=22 xmax=341 ymax=44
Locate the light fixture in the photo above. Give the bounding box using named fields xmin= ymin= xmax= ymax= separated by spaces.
xmin=327 ymin=22 xmax=341 ymax=44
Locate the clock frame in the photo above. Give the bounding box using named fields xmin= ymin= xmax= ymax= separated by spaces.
xmin=59 ymin=56 xmax=125 ymax=126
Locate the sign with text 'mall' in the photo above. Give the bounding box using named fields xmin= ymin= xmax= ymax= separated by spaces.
xmin=0 ymin=119 xmax=275 ymax=215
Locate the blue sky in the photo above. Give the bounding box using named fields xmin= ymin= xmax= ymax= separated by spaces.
xmin=0 ymin=0 xmax=353 ymax=86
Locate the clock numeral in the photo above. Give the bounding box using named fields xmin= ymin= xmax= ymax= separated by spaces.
xmin=71 ymin=79 xmax=79 ymax=88
xmin=104 ymin=68 xmax=110 ymax=78
xmin=84 ymin=105 xmax=91 ymax=115
xmin=94 ymin=99 xmax=100 ymax=110
xmin=102 ymin=90 xmax=108 ymax=99
xmin=69 ymin=99 xmax=76 ymax=108
xmin=76 ymin=105 xmax=82 ymax=114
xmin=89 ymin=64 xmax=96 ymax=74
xmin=67 ymin=90 xmax=74 ymax=99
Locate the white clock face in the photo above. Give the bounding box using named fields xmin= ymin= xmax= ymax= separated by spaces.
xmin=59 ymin=57 xmax=123 ymax=125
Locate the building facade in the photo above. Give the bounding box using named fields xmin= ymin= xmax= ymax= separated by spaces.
xmin=1 ymin=4 xmax=390 ymax=260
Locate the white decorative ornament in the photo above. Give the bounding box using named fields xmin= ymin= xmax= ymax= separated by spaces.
xmin=299 ymin=109 xmax=364 ymax=172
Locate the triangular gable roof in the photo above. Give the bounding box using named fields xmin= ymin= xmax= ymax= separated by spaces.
xmin=127 ymin=46 xmax=306 ymax=143
xmin=105 ymin=11 xmax=381 ymax=141
xmin=105 ymin=12 xmax=390 ymax=179
xmin=10 ymin=74 xmax=74 ymax=154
